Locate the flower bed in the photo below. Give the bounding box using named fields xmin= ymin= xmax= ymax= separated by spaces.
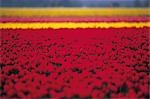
xmin=1 ymin=28 xmax=149 ymax=98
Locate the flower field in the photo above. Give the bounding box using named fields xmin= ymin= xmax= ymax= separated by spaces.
xmin=0 ymin=8 xmax=150 ymax=98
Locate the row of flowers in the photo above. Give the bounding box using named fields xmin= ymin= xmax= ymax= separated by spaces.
xmin=0 ymin=22 xmax=149 ymax=29
xmin=1 ymin=16 xmax=149 ymax=22
xmin=1 ymin=8 xmax=149 ymax=17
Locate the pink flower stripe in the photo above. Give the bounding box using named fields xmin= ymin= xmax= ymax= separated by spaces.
xmin=1 ymin=16 xmax=149 ymax=23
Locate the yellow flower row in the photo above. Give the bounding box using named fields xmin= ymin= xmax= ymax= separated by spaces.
xmin=0 ymin=22 xmax=149 ymax=29
xmin=0 ymin=8 xmax=149 ymax=17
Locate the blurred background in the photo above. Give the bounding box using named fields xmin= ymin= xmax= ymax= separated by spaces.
xmin=1 ymin=0 xmax=149 ymax=7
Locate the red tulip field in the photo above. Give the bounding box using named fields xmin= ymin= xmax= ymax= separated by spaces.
xmin=0 ymin=8 xmax=150 ymax=98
